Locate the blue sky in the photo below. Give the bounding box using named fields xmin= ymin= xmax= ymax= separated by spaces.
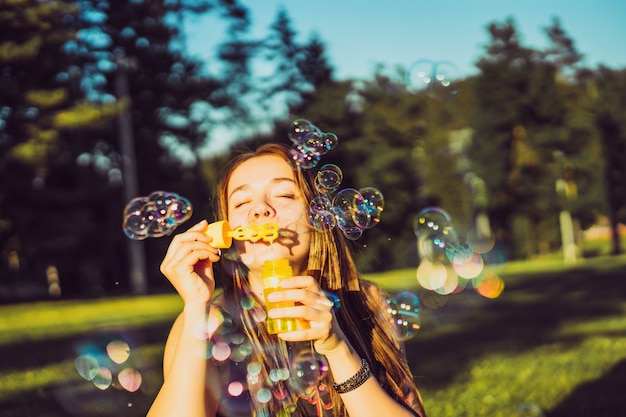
xmin=184 ymin=0 xmax=626 ymax=80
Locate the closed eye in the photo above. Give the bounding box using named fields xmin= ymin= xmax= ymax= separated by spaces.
xmin=234 ymin=200 xmax=251 ymax=208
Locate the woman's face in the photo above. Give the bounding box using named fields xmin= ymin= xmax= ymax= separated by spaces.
xmin=226 ymin=155 xmax=311 ymax=274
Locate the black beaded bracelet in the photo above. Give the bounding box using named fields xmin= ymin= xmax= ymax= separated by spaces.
xmin=332 ymin=358 xmax=371 ymax=394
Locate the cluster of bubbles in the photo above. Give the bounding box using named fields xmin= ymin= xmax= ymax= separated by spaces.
xmin=122 ymin=191 xmax=192 ymax=240
xmin=287 ymin=119 xmax=385 ymax=241
xmin=384 ymin=207 xmax=501 ymax=341
xmin=74 ymin=339 xmax=143 ymax=393
xmin=413 ymin=207 xmax=502 ymax=299
xmin=204 ymin=306 xmax=333 ymax=416
xmin=405 ymin=59 xmax=462 ymax=101
xmin=287 ymin=119 xmax=338 ymax=169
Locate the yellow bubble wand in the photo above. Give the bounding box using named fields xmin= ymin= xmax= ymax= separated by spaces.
xmin=204 ymin=220 xmax=279 ymax=248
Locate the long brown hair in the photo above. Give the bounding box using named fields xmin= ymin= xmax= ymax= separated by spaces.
xmin=214 ymin=143 xmax=425 ymax=416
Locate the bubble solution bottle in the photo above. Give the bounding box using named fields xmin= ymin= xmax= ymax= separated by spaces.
xmin=263 ymin=259 xmax=298 ymax=334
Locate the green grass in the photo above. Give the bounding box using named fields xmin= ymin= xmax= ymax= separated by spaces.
xmin=0 ymin=294 xmax=183 ymax=345
xmin=1 ymin=255 xmax=626 ymax=416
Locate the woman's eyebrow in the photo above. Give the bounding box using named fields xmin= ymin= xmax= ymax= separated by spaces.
xmin=229 ymin=178 xmax=296 ymax=200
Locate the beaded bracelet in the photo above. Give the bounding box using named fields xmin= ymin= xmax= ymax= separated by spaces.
xmin=332 ymin=358 xmax=371 ymax=394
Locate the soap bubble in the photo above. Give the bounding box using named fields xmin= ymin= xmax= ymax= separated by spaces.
xmin=289 ymin=119 xmax=319 ymax=144
xmin=122 ymin=191 xmax=192 ymax=240
xmin=289 ymin=349 xmax=329 ymax=393
xmin=413 ymin=207 xmax=452 ymax=238
xmin=315 ymin=164 xmax=343 ymax=194
xmin=359 ymin=187 xmax=384 ymax=228
xmin=333 ymin=188 xmax=371 ymax=230
xmin=286 ymin=118 xmax=384 ymax=241
xmin=386 ymin=291 xmax=421 ymax=341
xmin=406 ymin=59 xmax=461 ymax=100
xmin=308 ymin=195 xmax=337 ymax=232
xmin=287 ymin=119 xmax=339 ymax=170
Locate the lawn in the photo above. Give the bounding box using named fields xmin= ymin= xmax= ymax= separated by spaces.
xmin=1 ymin=254 xmax=625 ymax=416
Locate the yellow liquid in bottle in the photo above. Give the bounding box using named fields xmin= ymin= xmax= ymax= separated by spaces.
xmin=262 ymin=259 xmax=298 ymax=334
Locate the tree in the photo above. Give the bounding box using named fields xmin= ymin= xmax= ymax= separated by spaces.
xmin=0 ymin=0 xmax=257 ymax=299
xmin=0 ymin=0 xmax=98 ymax=298
xmin=590 ymin=67 xmax=626 ymax=255
xmin=469 ymin=18 xmax=588 ymax=260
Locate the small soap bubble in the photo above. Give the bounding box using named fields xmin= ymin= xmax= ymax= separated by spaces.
xmin=333 ymin=188 xmax=371 ymax=230
xmin=288 ymin=119 xmax=319 ymax=144
xmin=290 ymin=349 xmax=329 ymax=393
xmin=315 ymin=164 xmax=343 ymax=194
xmin=310 ymin=195 xmax=333 ymax=213
xmin=406 ymin=60 xmax=461 ymax=100
xmin=359 ymin=187 xmax=384 ymax=227
xmin=322 ymin=132 xmax=338 ymax=152
xmin=413 ymin=207 xmax=452 ymax=238
xmin=122 ymin=191 xmax=192 ymax=240
xmin=302 ymin=132 xmax=330 ymax=156
xmin=386 ymin=291 xmax=421 ymax=341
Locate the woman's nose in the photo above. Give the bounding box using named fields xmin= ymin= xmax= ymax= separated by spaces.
xmin=248 ymin=204 xmax=275 ymax=221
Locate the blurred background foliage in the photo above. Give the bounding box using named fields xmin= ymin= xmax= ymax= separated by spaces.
xmin=1 ymin=0 xmax=625 ymax=300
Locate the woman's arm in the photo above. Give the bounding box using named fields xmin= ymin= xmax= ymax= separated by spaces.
xmin=315 ymin=323 xmax=417 ymax=417
xmin=147 ymin=220 xmax=223 ymax=417
xmin=269 ymin=276 xmax=417 ymax=417
xmin=147 ymin=303 xmax=221 ymax=417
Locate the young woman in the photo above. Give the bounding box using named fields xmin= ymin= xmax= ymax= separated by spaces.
xmin=147 ymin=143 xmax=426 ymax=417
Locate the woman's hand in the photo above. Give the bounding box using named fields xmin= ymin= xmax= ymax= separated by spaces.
xmin=266 ymin=276 xmax=345 ymax=354
xmin=160 ymin=220 xmax=221 ymax=306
